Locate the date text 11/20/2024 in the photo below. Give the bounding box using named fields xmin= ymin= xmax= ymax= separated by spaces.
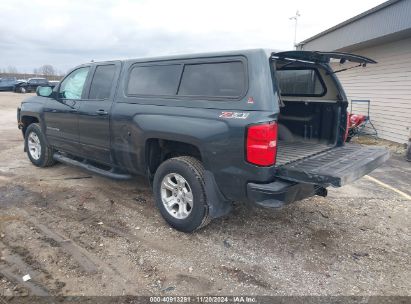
xmin=149 ymin=296 xmax=257 ymax=303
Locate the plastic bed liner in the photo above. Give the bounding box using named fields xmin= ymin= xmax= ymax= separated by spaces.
xmin=276 ymin=141 xmax=332 ymax=166
xmin=275 ymin=144 xmax=390 ymax=187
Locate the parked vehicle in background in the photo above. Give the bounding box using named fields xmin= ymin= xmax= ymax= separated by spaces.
xmin=17 ymin=49 xmax=390 ymax=232
xmin=48 ymin=80 xmax=60 ymax=87
xmin=0 ymin=77 xmax=21 ymax=91
xmin=15 ymin=77 xmax=49 ymax=93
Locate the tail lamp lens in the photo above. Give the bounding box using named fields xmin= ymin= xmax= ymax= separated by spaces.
xmin=246 ymin=121 xmax=277 ymax=166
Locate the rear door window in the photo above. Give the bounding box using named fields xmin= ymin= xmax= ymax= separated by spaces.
xmin=276 ymin=68 xmax=325 ymax=96
xmin=89 ymin=64 xmax=117 ymax=99
xmin=127 ymin=64 xmax=182 ymax=96
xmin=178 ymin=61 xmax=245 ymax=98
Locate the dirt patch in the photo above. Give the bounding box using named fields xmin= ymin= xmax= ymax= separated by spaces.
xmin=0 ymin=185 xmax=40 ymax=208
xmin=220 ymin=265 xmax=271 ymax=289
xmin=351 ymin=135 xmax=406 ymax=155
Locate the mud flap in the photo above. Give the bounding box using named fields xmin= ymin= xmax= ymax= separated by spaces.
xmin=275 ymin=144 xmax=390 ymax=187
xmin=204 ymin=170 xmax=233 ymax=218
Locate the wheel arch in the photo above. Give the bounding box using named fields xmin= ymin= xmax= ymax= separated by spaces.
xmin=145 ymin=138 xmax=203 ymax=178
xmin=21 ymin=115 xmax=40 ymax=136
xmin=19 ymin=111 xmax=48 ymax=151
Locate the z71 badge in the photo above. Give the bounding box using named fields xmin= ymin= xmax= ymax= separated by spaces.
xmin=219 ymin=112 xmax=249 ymax=119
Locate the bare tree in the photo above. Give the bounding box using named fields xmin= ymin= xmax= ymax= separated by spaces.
xmin=39 ymin=64 xmax=56 ymax=76
xmin=7 ymin=66 xmax=18 ymax=74
xmin=56 ymin=69 xmax=66 ymax=77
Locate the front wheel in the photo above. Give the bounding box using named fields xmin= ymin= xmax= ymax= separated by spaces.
xmin=25 ymin=123 xmax=56 ymax=167
xmin=153 ymin=156 xmax=211 ymax=233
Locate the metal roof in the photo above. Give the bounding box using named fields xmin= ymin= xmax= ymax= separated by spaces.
xmin=298 ymin=0 xmax=411 ymax=51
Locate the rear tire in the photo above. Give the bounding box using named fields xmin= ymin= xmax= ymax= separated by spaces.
xmin=25 ymin=123 xmax=56 ymax=167
xmin=153 ymin=156 xmax=211 ymax=233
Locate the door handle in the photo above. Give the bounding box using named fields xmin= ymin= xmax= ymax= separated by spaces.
xmin=96 ymin=109 xmax=108 ymax=115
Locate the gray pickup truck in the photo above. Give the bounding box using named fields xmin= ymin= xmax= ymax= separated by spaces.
xmin=17 ymin=49 xmax=389 ymax=232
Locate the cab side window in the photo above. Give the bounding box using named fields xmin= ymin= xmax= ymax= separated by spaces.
xmin=89 ymin=64 xmax=116 ymax=100
xmin=59 ymin=67 xmax=90 ymax=99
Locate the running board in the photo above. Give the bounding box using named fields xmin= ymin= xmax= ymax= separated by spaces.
xmin=53 ymin=153 xmax=133 ymax=180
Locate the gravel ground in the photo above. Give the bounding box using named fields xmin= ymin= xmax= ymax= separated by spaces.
xmin=0 ymin=92 xmax=410 ymax=297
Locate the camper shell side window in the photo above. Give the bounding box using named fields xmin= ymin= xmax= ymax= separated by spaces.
xmin=125 ymin=57 xmax=248 ymax=101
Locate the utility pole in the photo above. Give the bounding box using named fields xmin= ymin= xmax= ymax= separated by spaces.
xmin=289 ymin=10 xmax=301 ymax=49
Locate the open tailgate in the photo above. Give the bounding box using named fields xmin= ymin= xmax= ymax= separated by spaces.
xmin=275 ymin=144 xmax=389 ymax=187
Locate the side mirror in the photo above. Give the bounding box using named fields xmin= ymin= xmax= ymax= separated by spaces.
xmin=36 ymin=86 xmax=53 ymax=97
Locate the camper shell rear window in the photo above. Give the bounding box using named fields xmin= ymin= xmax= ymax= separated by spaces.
xmin=276 ymin=67 xmax=326 ymax=97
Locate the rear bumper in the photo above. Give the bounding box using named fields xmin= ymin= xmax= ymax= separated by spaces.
xmin=247 ymin=180 xmax=326 ymax=208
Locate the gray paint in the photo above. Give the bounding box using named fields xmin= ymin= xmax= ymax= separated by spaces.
xmin=298 ymin=0 xmax=411 ymax=51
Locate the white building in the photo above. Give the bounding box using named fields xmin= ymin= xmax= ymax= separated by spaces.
xmin=298 ymin=0 xmax=411 ymax=144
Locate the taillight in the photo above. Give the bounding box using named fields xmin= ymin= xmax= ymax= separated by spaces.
xmin=246 ymin=121 xmax=277 ymax=166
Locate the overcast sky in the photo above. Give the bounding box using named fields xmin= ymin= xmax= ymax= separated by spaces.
xmin=0 ymin=0 xmax=386 ymax=74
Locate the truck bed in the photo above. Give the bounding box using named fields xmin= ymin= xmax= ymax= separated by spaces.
xmin=276 ymin=141 xmax=332 ymax=166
